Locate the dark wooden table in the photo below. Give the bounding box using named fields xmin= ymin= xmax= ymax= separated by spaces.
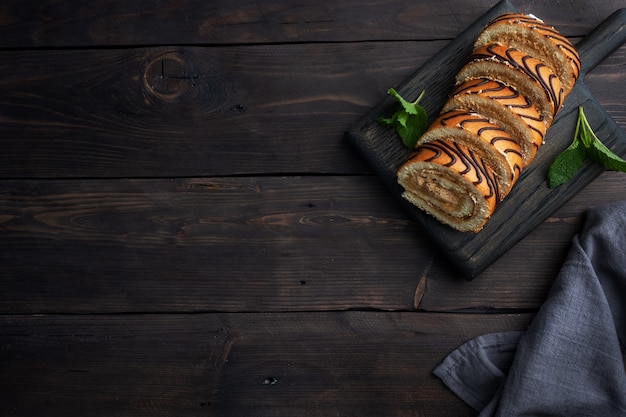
xmin=2 ymin=1 xmax=626 ymax=416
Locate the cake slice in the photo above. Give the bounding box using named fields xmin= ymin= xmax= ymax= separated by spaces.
xmin=456 ymin=43 xmax=564 ymax=124
xmin=442 ymin=77 xmax=547 ymax=165
xmin=397 ymin=139 xmax=500 ymax=233
xmin=473 ymin=12 xmax=581 ymax=94
xmin=417 ymin=109 xmax=524 ymax=196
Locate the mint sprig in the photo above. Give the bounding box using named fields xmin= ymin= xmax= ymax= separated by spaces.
xmin=548 ymin=106 xmax=626 ymax=188
xmin=377 ymin=88 xmax=427 ymax=149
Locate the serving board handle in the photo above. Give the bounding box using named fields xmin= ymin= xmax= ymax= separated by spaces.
xmin=578 ymin=8 xmax=626 ymax=77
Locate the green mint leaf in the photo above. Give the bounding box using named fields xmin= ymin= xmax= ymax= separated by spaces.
xmin=395 ymin=109 xmax=410 ymax=128
xmin=377 ymin=88 xmax=428 ymax=149
xmin=588 ymin=137 xmax=626 ymax=171
xmin=377 ymin=115 xmax=398 ymax=126
xmin=396 ymin=111 xmax=427 ymax=148
xmin=578 ymin=106 xmax=626 ymax=171
xmin=574 ymin=106 xmax=592 ymax=148
xmin=548 ymin=137 xmax=586 ymax=188
xmin=387 ymin=88 xmax=425 ymax=116
xmin=548 ymin=105 xmax=626 ymax=188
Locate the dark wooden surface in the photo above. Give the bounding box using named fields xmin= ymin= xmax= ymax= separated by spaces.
xmin=1 ymin=1 xmax=626 ymax=416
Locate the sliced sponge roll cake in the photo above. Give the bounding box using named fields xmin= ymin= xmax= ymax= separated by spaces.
xmin=456 ymin=43 xmax=564 ymax=124
xmin=395 ymin=12 xmax=580 ymax=233
xmin=442 ymin=78 xmax=547 ymax=165
xmin=397 ymin=139 xmax=500 ymax=233
xmin=473 ymin=12 xmax=581 ymax=94
xmin=417 ymin=109 xmax=524 ymax=197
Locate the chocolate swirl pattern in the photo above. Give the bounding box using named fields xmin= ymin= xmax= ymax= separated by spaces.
xmin=474 ymin=12 xmax=581 ymax=93
xmin=462 ymin=43 xmax=564 ymax=121
xmin=419 ymin=110 xmax=523 ymax=195
xmin=396 ymin=12 xmax=579 ymax=232
xmin=443 ymin=78 xmax=547 ymax=163
xmin=397 ymin=139 xmax=499 ymax=233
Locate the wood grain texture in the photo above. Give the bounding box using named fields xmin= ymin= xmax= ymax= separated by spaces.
xmin=585 ymin=44 xmax=626 ymax=126
xmin=0 ymin=42 xmax=440 ymax=178
xmin=1 ymin=41 xmax=626 ymax=179
xmin=0 ymin=176 xmax=425 ymax=313
xmin=0 ymin=314 xmax=228 ymax=417
xmin=0 ymin=177 xmax=432 ymax=312
xmin=2 ymin=2 xmax=626 ymax=416
xmin=2 ymin=172 xmax=624 ymax=314
xmin=0 ymin=312 xmax=533 ymax=417
xmin=1 ymin=0 xmax=625 ymax=48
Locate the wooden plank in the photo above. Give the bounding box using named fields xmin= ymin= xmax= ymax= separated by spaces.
xmin=0 ymin=314 xmax=226 ymax=417
xmin=0 ymin=0 xmax=493 ymax=47
xmin=1 ymin=41 xmax=626 ymax=179
xmin=585 ymin=43 xmax=626 ymax=126
xmin=0 ymin=312 xmax=534 ymax=416
xmin=0 ymin=41 xmax=440 ymax=178
xmin=0 ymin=176 xmax=426 ymax=313
xmin=1 ymin=1 xmax=623 ymax=48
xmin=2 ymin=173 xmax=624 ymax=314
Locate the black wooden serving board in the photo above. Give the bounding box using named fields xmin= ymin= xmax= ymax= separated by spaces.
xmin=346 ymin=0 xmax=626 ymax=279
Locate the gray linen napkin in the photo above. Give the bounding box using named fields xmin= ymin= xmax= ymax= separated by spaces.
xmin=434 ymin=199 xmax=626 ymax=416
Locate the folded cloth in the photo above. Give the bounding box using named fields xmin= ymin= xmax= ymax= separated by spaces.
xmin=434 ymin=199 xmax=626 ymax=416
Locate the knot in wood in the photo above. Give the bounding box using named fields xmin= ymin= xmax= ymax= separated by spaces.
xmin=143 ymin=51 xmax=194 ymax=101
